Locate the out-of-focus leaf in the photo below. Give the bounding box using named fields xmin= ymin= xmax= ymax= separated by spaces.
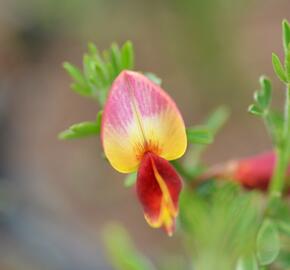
xmin=63 ymin=41 xmax=135 ymax=105
xmin=103 ymin=223 xmax=155 ymax=270
xmin=58 ymin=121 xmax=99 ymax=140
xmin=179 ymin=183 xmax=261 ymax=270
xmin=124 ymin=172 xmax=137 ymax=187
xmin=282 ymin=19 xmax=290 ymax=54
xmin=121 ymin=41 xmax=134 ymax=70
xmin=63 ymin=62 xmax=86 ymax=85
xmin=205 ymin=106 xmax=230 ymax=135
xmin=186 ymin=126 xmax=213 ymax=144
xmin=277 ymin=221 xmax=290 ymax=237
xmin=184 ymin=106 xmax=229 ymax=167
xmin=248 ymin=104 xmax=263 ymax=116
xmin=144 ymin=72 xmax=162 ymax=85
xmin=236 ymin=255 xmax=258 ymax=270
xmin=59 ymin=111 xmax=102 ymax=140
xmin=256 ymin=219 xmax=280 ymax=266
xmin=276 ymin=250 xmax=290 ymax=269
xmin=285 ymin=45 xmax=290 ymax=80
xmin=272 ymin=53 xmax=287 ymax=83
xmin=255 ymin=76 xmax=272 ymax=109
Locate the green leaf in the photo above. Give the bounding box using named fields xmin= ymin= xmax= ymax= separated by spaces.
xmin=248 ymin=104 xmax=263 ymax=116
xmin=71 ymin=82 xmax=92 ymax=97
xmin=63 ymin=62 xmax=86 ymax=85
xmin=256 ymin=219 xmax=280 ymax=266
xmin=59 ymin=121 xmax=99 ymax=140
xmin=236 ymin=255 xmax=258 ymax=270
xmin=144 ymin=72 xmax=162 ymax=85
xmin=277 ymin=220 xmax=290 ymax=237
xmin=186 ymin=126 xmax=213 ymax=144
xmin=285 ymin=44 xmax=290 ymax=80
xmin=258 ymin=76 xmax=272 ymax=109
xmin=58 ymin=111 xmax=102 ymax=140
xmin=282 ymin=19 xmax=290 ymax=53
xmin=63 ymin=41 xmax=135 ymax=104
xmin=205 ymin=106 xmax=230 ymax=135
xmin=272 ymin=53 xmax=288 ymax=83
xmin=124 ymin=172 xmax=137 ymax=187
xmin=103 ymin=224 xmax=155 ymax=270
xmin=110 ymin=43 xmax=122 ymax=77
xmin=121 ymin=41 xmax=134 ymax=69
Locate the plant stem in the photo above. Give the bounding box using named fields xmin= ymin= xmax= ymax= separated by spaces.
xmin=269 ymin=84 xmax=290 ymax=197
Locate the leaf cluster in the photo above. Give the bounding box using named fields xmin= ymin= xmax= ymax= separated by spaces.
xmin=64 ymin=41 xmax=134 ymax=105
xmin=272 ymin=20 xmax=290 ymax=84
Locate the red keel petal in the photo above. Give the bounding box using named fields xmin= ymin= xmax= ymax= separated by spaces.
xmin=136 ymin=152 xmax=182 ymax=235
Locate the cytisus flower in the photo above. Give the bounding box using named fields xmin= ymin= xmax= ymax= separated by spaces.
xmin=101 ymin=70 xmax=187 ymax=235
xmin=202 ymin=151 xmax=290 ymax=191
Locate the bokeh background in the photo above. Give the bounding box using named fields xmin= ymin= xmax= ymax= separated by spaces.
xmin=0 ymin=0 xmax=290 ymax=269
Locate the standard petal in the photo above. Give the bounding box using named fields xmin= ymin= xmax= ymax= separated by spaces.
xmin=136 ymin=152 xmax=182 ymax=236
xmin=101 ymin=70 xmax=187 ymax=173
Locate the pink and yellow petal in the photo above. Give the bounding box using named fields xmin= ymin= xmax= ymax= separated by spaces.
xmin=101 ymin=70 xmax=187 ymax=173
xmin=136 ymin=152 xmax=182 ymax=235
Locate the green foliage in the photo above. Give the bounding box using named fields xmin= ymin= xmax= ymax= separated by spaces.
xmin=179 ymin=183 xmax=261 ymax=270
xmin=282 ymin=20 xmax=290 ymax=54
xmin=184 ymin=106 xmax=229 ymax=169
xmin=272 ymin=53 xmax=288 ymax=83
xmin=186 ymin=126 xmax=213 ymax=144
xmin=248 ymin=76 xmax=272 ymax=117
xmin=59 ymin=110 xmax=102 ymax=140
xmin=205 ymin=106 xmax=230 ymax=135
xmin=256 ymin=219 xmax=280 ymax=266
xmin=236 ymin=255 xmax=258 ymax=270
xmin=144 ymin=72 xmax=162 ymax=85
xmin=64 ymin=41 xmax=134 ymax=105
xmin=103 ymin=224 xmax=155 ymax=270
xmin=124 ymin=172 xmax=137 ymax=187
xmin=248 ymin=104 xmax=263 ymax=116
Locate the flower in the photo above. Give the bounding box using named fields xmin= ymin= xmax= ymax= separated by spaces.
xmin=101 ymin=70 xmax=187 ymax=235
xmin=202 ymin=151 xmax=290 ymax=190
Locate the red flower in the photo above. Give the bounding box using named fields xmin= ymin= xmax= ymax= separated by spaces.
xmin=203 ymin=151 xmax=290 ymax=191
xmin=101 ymin=71 xmax=187 ymax=235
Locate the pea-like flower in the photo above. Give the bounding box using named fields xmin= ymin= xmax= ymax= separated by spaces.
xmin=202 ymin=151 xmax=290 ymax=191
xmin=101 ymin=70 xmax=187 ymax=235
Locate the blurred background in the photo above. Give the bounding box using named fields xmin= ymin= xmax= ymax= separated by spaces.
xmin=0 ymin=0 xmax=289 ymax=269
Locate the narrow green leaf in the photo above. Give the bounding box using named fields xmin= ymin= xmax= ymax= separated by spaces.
xmin=259 ymin=76 xmax=272 ymax=108
xmin=272 ymin=53 xmax=288 ymax=83
xmin=282 ymin=19 xmax=290 ymax=53
xmin=144 ymin=72 xmax=162 ymax=85
xmin=256 ymin=219 xmax=280 ymax=266
xmin=110 ymin=43 xmax=122 ymax=76
xmin=285 ymin=45 xmax=290 ymax=80
xmin=124 ymin=172 xmax=137 ymax=187
xmin=186 ymin=127 xmax=213 ymax=144
xmin=236 ymin=255 xmax=258 ymax=270
xmin=71 ymin=83 xmax=92 ymax=97
xmin=205 ymin=106 xmax=230 ymax=135
xmin=58 ymin=113 xmax=102 ymax=140
xmin=248 ymin=104 xmax=263 ymax=116
xmin=88 ymin=42 xmax=98 ymax=55
xmin=58 ymin=130 xmax=80 ymax=140
xmin=121 ymin=41 xmax=134 ymax=69
xmin=63 ymin=62 xmax=86 ymax=85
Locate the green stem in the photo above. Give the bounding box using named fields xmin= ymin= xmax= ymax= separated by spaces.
xmin=269 ymin=84 xmax=290 ymax=197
